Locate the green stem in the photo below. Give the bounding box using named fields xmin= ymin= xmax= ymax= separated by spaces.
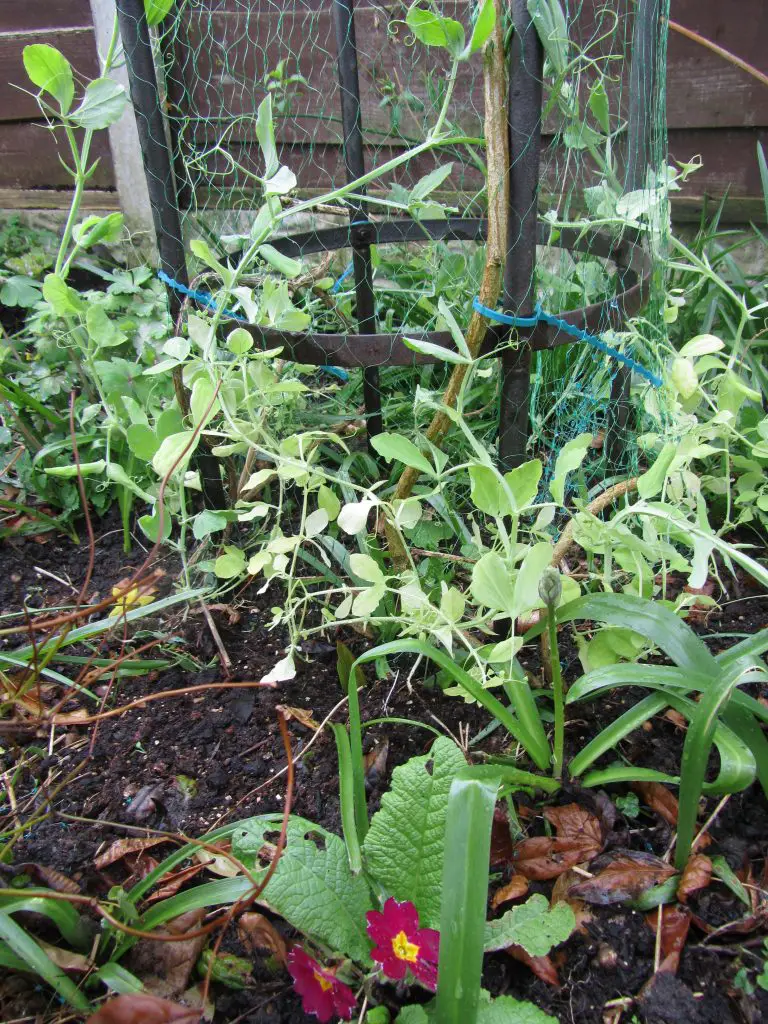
xmin=547 ymin=605 xmax=565 ymax=780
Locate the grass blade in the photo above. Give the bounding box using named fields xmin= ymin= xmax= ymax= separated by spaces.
xmin=331 ymin=723 xmax=364 ymax=870
xmin=435 ymin=772 xmax=500 ymax=1024
xmin=352 ymin=639 xmax=550 ymax=770
xmin=0 ymin=911 xmax=92 ymax=1011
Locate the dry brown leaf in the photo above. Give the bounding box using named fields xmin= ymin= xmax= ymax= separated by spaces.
xmin=645 ymin=906 xmax=692 ymax=974
xmin=664 ymin=709 xmax=688 ymax=731
xmin=237 ymin=912 xmax=288 ymax=965
xmin=143 ymin=862 xmax=206 ymax=905
xmin=10 ymin=862 xmax=80 ymax=894
xmin=568 ymin=851 xmax=677 ymax=905
xmin=363 ymin=738 xmax=390 ymax=782
xmin=277 ymin=705 xmax=320 ymax=730
xmin=506 ymin=945 xmax=560 ymax=987
xmin=512 ymin=803 xmax=603 ymax=880
xmin=95 ymin=837 xmax=169 ymax=870
xmin=676 ymin=854 xmax=712 ymax=903
xmin=37 ymin=940 xmax=91 ymax=973
xmin=86 ymin=994 xmax=201 ymax=1024
xmin=491 ymin=875 xmax=529 ymax=909
xmin=126 ymin=910 xmax=206 ymax=999
xmin=632 ymin=782 xmax=679 ymax=827
xmin=490 ymin=806 xmax=516 ymax=867
xmin=551 ymin=869 xmax=594 ymax=933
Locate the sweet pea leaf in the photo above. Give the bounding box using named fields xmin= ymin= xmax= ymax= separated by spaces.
xmin=232 ymin=815 xmax=374 ymax=963
xmin=470 ymin=551 xmax=512 ymax=614
xmin=144 ymin=0 xmax=174 ymax=27
xmin=406 ymin=4 xmax=465 ymax=57
xmin=371 ymin=433 xmax=433 ymax=475
xmin=483 ymin=894 xmax=575 ymax=955
xmin=363 ymin=736 xmax=466 ymax=929
xmin=23 ymin=44 xmax=74 ymax=112
xmin=550 ymin=433 xmax=592 ymax=505
xmin=69 ymin=78 xmax=127 ymax=130
xmin=43 ymin=274 xmax=84 ymax=316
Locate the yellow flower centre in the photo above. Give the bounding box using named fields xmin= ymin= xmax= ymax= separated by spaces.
xmin=313 ymin=970 xmax=333 ymax=993
xmin=391 ymin=930 xmax=420 ymax=963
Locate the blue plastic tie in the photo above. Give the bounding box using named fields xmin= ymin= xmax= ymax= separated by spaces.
xmin=472 ymin=297 xmax=662 ymax=388
xmin=331 ymin=261 xmax=354 ymax=294
xmin=157 ymin=270 xmax=349 ymax=382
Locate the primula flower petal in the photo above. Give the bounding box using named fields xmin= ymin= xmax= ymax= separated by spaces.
xmin=365 ymin=898 xmax=440 ymax=991
xmin=286 ymin=947 xmax=356 ymax=1022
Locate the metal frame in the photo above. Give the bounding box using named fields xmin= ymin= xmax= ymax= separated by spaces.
xmin=118 ymin=0 xmax=662 ymax=464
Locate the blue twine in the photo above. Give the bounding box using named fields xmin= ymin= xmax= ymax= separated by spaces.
xmin=472 ymin=297 xmax=662 ymax=388
xmin=331 ymin=261 xmax=354 ymax=294
xmin=157 ymin=270 xmax=349 ymax=382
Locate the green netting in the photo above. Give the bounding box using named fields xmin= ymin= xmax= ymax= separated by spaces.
xmin=119 ymin=0 xmax=672 ymax=484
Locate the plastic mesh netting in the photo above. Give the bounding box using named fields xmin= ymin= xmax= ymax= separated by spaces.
xmin=118 ymin=0 xmax=672 ymax=479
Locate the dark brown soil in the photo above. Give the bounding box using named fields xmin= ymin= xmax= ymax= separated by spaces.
xmin=1 ymin=513 xmax=767 ymax=1024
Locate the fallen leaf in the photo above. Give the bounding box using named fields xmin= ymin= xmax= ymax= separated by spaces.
xmin=86 ymin=994 xmax=201 ymax=1024
xmin=632 ymin=782 xmax=679 ymax=827
xmin=505 ymin=945 xmax=560 ymax=986
xmin=143 ymin=862 xmax=206 ymax=905
xmin=237 ymin=912 xmax=287 ymax=965
xmin=126 ymin=910 xmax=206 ymax=999
xmin=363 ymin=738 xmax=389 ymax=784
xmin=664 ymin=709 xmax=687 ymax=730
xmin=37 ymin=940 xmax=91 ymax=973
xmin=5 ymin=862 xmax=80 ymax=894
xmin=277 ymin=704 xmax=320 ymax=730
xmin=491 ymin=875 xmax=529 ymax=909
xmin=126 ymin=784 xmax=165 ymax=822
xmin=568 ymin=851 xmax=676 ymax=905
xmin=512 ymin=804 xmax=603 ymax=880
xmin=95 ymin=837 xmax=169 ymax=870
xmin=645 ymin=905 xmax=691 ymax=974
xmin=194 ymin=843 xmax=240 ymax=878
xmin=551 ymin=869 xmax=593 ymax=932
xmin=490 ymin=807 xmax=516 ymax=867
xmin=677 ymin=854 xmax=712 ymax=903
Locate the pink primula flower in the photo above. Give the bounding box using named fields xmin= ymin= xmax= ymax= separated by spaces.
xmin=287 ymin=947 xmax=356 ymax=1022
xmin=366 ymin=898 xmax=440 ymax=991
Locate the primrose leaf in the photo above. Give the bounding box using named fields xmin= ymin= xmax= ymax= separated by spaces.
xmin=363 ymin=737 xmax=466 ymax=929
xmin=232 ymin=815 xmax=374 ymax=962
xmin=371 ymin=433 xmax=434 ymax=475
xmin=23 ymin=44 xmax=74 ymax=112
xmin=483 ymin=893 xmax=575 ymax=955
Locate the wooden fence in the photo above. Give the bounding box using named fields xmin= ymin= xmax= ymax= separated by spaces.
xmin=0 ymin=0 xmax=765 ymax=222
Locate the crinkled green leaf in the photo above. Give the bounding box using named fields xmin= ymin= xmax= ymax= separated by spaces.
xmin=363 ymin=737 xmax=466 ymax=929
xmin=483 ymin=894 xmax=575 ymax=955
xmin=232 ymin=815 xmax=373 ymax=962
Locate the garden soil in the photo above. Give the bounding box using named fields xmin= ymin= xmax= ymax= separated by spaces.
xmin=1 ymin=513 xmax=767 ymax=1024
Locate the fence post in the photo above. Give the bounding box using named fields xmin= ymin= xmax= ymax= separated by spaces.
xmin=498 ymin=0 xmax=544 ymax=470
xmin=606 ymin=0 xmax=664 ymax=463
xmin=115 ymin=0 xmax=225 ymax=508
xmin=89 ymin=0 xmax=156 ymax=259
xmin=332 ymin=0 xmax=383 ymax=445
xmin=115 ymin=0 xmax=188 ymax=322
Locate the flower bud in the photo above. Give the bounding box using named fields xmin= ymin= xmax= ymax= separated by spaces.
xmin=538 ymin=567 xmax=562 ymax=608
